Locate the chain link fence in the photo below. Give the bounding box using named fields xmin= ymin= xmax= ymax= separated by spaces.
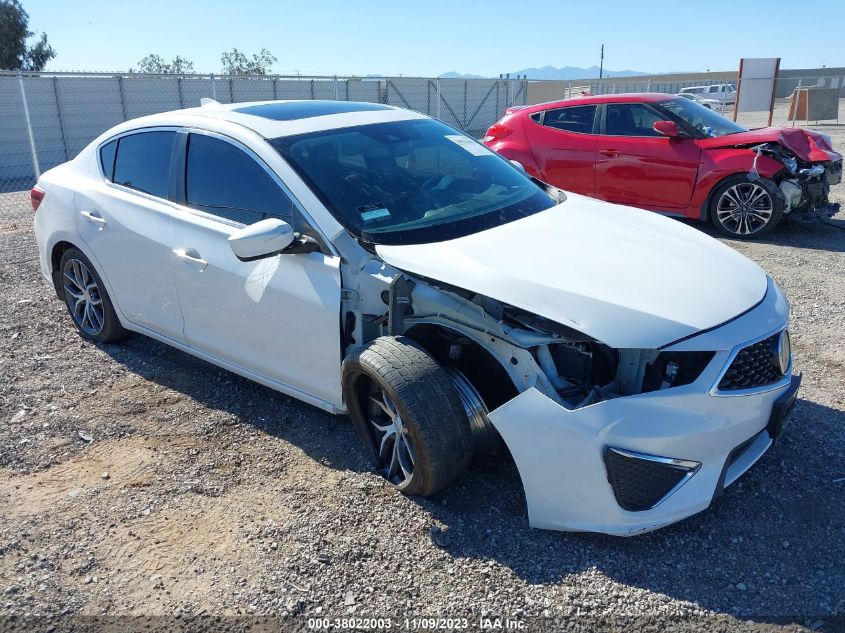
xmin=3 ymin=68 xmax=842 ymax=267
xmin=0 ymin=70 xmax=529 ymax=263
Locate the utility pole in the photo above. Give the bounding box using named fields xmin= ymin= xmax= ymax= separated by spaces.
xmin=599 ymin=44 xmax=604 ymax=79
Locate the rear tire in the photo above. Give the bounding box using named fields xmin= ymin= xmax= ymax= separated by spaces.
xmin=59 ymin=248 xmax=128 ymax=343
xmin=342 ymin=336 xmax=473 ymax=496
xmin=709 ymin=174 xmax=783 ymax=239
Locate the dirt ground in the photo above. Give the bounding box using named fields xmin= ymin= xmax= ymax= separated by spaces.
xmin=0 ymin=127 xmax=844 ymax=633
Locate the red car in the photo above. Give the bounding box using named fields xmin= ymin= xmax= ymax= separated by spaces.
xmin=484 ymin=93 xmax=842 ymax=238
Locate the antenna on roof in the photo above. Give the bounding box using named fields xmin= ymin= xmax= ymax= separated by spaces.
xmin=200 ymin=98 xmax=221 ymax=107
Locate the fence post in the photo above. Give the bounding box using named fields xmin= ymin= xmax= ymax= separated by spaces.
xmin=436 ymin=78 xmax=441 ymax=120
xmin=18 ymin=71 xmax=40 ymax=180
xmin=53 ymin=76 xmax=70 ymax=161
xmin=791 ymin=78 xmax=802 ymax=127
xmin=463 ymin=80 xmax=468 ymax=130
xmin=210 ymin=73 xmax=217 ymax=100
xmin=273 ymin=77 xmax=278 ymax=100
xmin=334 ymin=75 xmax=339 ymax=101
xmin=177 ymin=76 xmax=184 ymax=108
xmin=117 ymin=75 xmax=128 ymax=120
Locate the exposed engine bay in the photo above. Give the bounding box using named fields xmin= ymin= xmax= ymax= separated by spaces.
xmin=749 ymin=142 xmax=836 ymax=213
xmin=341 ymin=256 xmax=715 ymax=414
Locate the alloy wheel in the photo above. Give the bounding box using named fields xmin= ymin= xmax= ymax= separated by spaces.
xmin=62 ymin=258 xmax=105 ymax=336
xmin=367 ymin=384 xmax=416 ymax=486
xmin=715 ymin=182 xmax=774 ymax=236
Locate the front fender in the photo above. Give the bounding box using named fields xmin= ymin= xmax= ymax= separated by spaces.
xmin=691 ymin=148 xmax=786 ymax=218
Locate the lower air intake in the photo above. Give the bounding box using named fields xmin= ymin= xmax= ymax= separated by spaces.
xmin=603 ymin=448 xmax=700 ymax=512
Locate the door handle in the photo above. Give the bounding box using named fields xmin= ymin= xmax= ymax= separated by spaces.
xmin=599 ymin=149 xmax=619 ymax=158
xmin=173 ymin=248 xmax=208 ymax=271
xmin=80 ymin=210 xmax=107 ymax=227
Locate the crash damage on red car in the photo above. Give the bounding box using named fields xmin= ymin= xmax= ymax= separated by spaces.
xmin=699 ymin=127 xmax=843 ymax=216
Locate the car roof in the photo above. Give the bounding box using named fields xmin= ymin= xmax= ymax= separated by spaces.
xmin=118 ymin=99 xmax=429 ymax=139
xmin=514 ymin=92 xmax=677 ymax=114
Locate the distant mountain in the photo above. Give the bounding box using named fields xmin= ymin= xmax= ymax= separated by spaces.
xmin=439 ymin=66 xmax=647 ymax=80
xmin=508 ymin=65 xmax=645 ymax=80
xmin=439 ymin=71 xmax=485 ymax=79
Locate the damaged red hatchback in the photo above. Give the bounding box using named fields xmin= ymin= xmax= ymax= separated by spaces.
xmin=484 ymin=93 xmax=842 ymax=238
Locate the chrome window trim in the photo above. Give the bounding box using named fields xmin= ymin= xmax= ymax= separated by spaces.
xmin=530 ymin=104 xmax=599 ymax=136
xmin=179 ymin=127 xmax=337 ymax=255
xmin=709 ymin=324 xmax=792 ymax=397
xmin=95 ymin=125 xmax=337 ymax=256
xmin=605 ymin=447 xmax=701 ymax=512
xmin=96 ymin=125 xmax=181 ymax=186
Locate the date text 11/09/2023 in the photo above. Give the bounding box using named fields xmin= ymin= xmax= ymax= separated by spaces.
xmin=306 ymin=617 xmax=527 ymax=630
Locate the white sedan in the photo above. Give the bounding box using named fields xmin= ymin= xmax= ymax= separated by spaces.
xmin=32 ymin=99 xmax=800 ymax=535
xmin=676 ymin=92 xmax=728 ymax=113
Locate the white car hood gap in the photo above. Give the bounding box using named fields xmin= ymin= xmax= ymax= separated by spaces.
xmin=376 ymin=193 xmax=767 ymax=349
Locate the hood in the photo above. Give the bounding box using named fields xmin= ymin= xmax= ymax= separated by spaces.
xmin=376 ymin=193 xmax=767 ymax=349
xmin=699 ymin=127 xmax=840 ymax=162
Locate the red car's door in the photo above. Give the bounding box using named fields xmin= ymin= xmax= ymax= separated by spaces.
xmin=594 ymin=102 xmax=701 ymax=210
xmin=524 ymin=104 xmax=598 ymax=195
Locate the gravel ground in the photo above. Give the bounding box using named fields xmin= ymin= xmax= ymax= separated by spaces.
xmin=1 ymin=129 xmax=844 ymax=632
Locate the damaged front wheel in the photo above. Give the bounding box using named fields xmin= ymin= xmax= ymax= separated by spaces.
xmin=710 ymin=175 xmax=783 ymax=239
xmin=342 ymin=336 xmax=473 ymax=496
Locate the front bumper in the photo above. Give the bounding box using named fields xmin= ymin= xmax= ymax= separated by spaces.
xmin=781 ymin=158 xmax=841 ymax=213
xmin=487 ymin=278 xmax=798 ymax=536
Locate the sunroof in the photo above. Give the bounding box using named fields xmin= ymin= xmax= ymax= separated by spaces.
xmin=233 ymin=101 xmax=392 ymax=121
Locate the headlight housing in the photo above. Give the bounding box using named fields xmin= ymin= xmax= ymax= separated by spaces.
xmin=641 ymin=351 xmax=715 ymax=393
xmin=773 ymin=329 xmax=791 ymax=375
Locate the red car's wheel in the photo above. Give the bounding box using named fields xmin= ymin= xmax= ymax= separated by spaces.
xmin=709 ymin=175 xmax=784 ymax=239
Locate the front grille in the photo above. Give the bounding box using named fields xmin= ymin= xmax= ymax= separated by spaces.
xmin=603 ymin=449 xmax=697 ymax=512
xmin=718 ymin=334 xmax=783 ymax=391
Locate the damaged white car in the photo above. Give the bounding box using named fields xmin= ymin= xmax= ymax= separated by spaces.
xmin=33 ymin=100 xmax=801 ymax=535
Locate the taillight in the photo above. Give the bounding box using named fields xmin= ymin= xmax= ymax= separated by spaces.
xmin=483 ymin=123 xmax=513 ymax=143
xmin=30 ymin=187 xmax=45 ymax=212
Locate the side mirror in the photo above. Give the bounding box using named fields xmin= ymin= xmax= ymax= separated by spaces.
xmin=510 ymin=159 xmax=527 ymax=173
xmin=228 ymin=218 xmax=295 ymax=262
xmin=653 ymin=120 xmax=683 ymax=138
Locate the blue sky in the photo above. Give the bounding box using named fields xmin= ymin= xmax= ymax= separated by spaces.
xmin=23 ymin=0 xmax=845 ymax=76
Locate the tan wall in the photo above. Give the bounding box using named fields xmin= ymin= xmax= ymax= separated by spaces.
xmin=526 ymin=71 xmax=738 ymax=105
xmin=526 ymin=67 xmax=845 ymax=105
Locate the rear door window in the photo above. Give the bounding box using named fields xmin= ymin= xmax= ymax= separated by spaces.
xmin=112 ymin=131 xmax=176 ymax=198
xmin=540 ymin=105 xmax=597 ymax=134
xmin=185 ymin=133 xmax=294 ymax=225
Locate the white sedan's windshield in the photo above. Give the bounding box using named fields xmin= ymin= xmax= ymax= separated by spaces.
xmin=271 ymin=119 xmax=556 ymax=245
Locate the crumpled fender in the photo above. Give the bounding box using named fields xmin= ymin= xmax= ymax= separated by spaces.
xmin=690 ymin=148 xmax=787 ymax=216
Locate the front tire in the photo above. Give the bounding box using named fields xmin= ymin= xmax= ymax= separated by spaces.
xmin=59 ymin=248 xmax=128 ymax=343
xmin=342 ymin=336 xmax=473 ymax=496
xmin=709 ymin=174 xmax=783 ymax=239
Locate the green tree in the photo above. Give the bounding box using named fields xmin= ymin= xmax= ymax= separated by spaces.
xmin=132 ymin=54 xmax=195 ymax=74
xmin=0 ymin=0 xmax=55 ymax=71
xmin=220 ymin=48 xmax=277 ymax=76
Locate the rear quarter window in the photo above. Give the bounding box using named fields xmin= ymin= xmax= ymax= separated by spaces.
xmin=539 ymin=105 xmax=597 ymax=134
xmin=99 ymin=140 xmax=117 ymax=180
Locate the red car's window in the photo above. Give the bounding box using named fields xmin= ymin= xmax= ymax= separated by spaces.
xmin=605 ymin=104 xmax=663 ymax=137
xmin=539 ymin=105 xmax=597 ymax=134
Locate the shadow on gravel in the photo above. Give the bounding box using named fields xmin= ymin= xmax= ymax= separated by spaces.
xmin=98 ymin=335 xmax=368 ymax=474
xmin=684 ymin=204 xmax=845 ymax=254
xmin=99 ymin=333 xmax=844 ymax=628
xmin=418 ymin=396 xmax=845 ymax=628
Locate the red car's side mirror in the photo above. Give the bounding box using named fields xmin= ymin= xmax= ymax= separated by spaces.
xmin=653 ymin=120 xmax=682 ymax=138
